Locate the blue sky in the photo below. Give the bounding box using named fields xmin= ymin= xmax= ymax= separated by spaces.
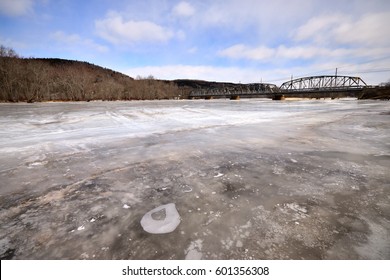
xmin=1 ymin=0 xmax=390 ymax=85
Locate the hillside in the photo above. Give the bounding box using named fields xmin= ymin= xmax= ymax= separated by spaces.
xmin=0 ymin=57 xmax=181 ymax=102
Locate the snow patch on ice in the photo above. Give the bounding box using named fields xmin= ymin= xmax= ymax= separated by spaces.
xmin=140 ymin=203 xmax=181 ymax=234
xmin=27 ymin=161 xmax=48 ymax=168
xmin=214 ymin=172 xmax=224 ymax=178
xmin=285 ymin=202 xmax=307 ymax=214
xmin=280 ymin=202 xmax=309 ymax=220
xmin=185 ymin=239 xmax=203 ymax=260
xmin=181 ymin=185 xmax=192 ymax=193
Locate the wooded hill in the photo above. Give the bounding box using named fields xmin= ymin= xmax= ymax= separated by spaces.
xmin=0 ymin=56 xmax=182 ymax=102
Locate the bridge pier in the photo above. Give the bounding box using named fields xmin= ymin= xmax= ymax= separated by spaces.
xmin=272 ymin=94 xmax=285 ymax=100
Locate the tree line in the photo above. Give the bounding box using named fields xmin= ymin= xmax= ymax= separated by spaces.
xmin=0 ymin=46 xmax=183 ymax=102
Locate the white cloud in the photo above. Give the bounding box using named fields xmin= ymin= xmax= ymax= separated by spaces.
xmin=172 ymin=1 xmax=195 ymax=17
xmin=218 ymin=44 xmax=337 ymax=61
xmin=293 ymin=14 xmax=344 ymax=43
xmin=222 ymin=43 xmax=390 ymax=61
xmin=219 ymin=10 xmax=390 ymax=63
xmin=51 ymin=31 xmax=109 ymax=53
xmin=123 ymin=64 xmax=269 ymax=83
xmin=218 ymin=44 xmax=275 ymax=61
xmin=196 ymin=0 xmax=313 ymax=32
xmin=0 ymin=0 xmax=33 ymax=16
xmin=95 ymin=12 xmax=174 ymax=45
xmin=294 ymin=12 xmax=390 ymax=47
xmin=334 ymin=12 xmax=390 ymax=47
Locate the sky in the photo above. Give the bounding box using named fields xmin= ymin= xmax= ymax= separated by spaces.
xmin=1 ymin=0 xmax=390 ymax=85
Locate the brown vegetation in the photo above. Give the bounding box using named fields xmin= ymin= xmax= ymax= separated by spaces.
xmin=0 ymin=47 xmax=180 ymax=102
xmin=358 ymin=86 xmax=390 ymax=100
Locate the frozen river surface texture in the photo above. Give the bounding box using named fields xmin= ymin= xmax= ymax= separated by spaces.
xmin=0 ymin=99 xmax=389 ymax=259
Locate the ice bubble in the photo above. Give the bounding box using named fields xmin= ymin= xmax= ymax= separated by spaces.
xmin=140 ymin=203 xmax=181 ymax=234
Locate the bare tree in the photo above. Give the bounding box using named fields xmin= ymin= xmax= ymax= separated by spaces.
xmin=0 ymin=45 xmax=19 ymax=58
xmin=0 ymin=50 xmax=181 ymax=102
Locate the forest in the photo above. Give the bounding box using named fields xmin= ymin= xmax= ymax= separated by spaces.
xmin=0 ymin=45 xmax=183 ymax=102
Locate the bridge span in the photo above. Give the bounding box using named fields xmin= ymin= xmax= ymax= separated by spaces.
xmin=279 ymin=75 xmax=366 ymax=91
xmin=188 ymin=83 xmax=279 ymax=99
xmin=187 ymin=75 xmax=367 ymax=100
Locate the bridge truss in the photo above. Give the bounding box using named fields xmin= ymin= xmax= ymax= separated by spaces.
xmin=279 ymin=75 xmax=367 ymax=91
xmin=189 ymin=83 xmax=279 ymax=98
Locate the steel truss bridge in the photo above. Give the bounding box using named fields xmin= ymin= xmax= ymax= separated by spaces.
xmin=188 ymin=75 xmax=367 ymax=99
xmin=279 ymin=75 xmax=367 ymax=91
xmin=188 ymin=83 xmax=279 ymax=99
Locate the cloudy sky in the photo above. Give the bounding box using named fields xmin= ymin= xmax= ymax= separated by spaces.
xmin=1 ymin=0 xmax=390 ymax=85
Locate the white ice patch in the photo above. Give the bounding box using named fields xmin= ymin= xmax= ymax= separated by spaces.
xmin=140 ymin=203 xmax=181 ymax=234
xmin=285 ymin=202 xmax=307 ymax=214
xmin=185 ymin=239 xmax=203 ymax=260
xmin=123 ymin=204 xmax=130 ymax=209
xmin=181 ymin=185 xmax=192 ymax=193
xmin=214 ymin=172 xmax=224 ymax=178
xmin=27 ymin=161 xmax=48 ymax=168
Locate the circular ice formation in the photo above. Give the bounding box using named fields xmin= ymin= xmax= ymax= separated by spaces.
xmin=140 ymin=203 xmax=181 ymax=234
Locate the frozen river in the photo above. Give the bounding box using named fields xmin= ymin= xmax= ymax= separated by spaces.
xmin=0 ymin=99 xmax=389 ymax=259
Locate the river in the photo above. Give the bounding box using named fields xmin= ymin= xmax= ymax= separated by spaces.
xmin=0 ymin=99 xmax=389 ymax=259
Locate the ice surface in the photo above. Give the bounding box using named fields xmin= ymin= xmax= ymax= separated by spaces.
xmin=140 ymin=203 xmax=181 ymax=234
xmin=0 ymin=99 xmax=389 ymax=259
